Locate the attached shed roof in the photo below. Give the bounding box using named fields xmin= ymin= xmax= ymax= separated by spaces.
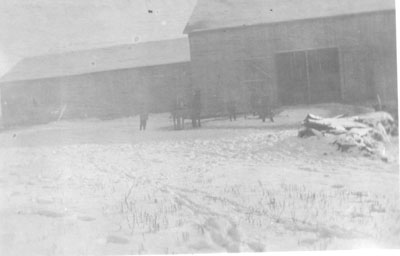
xmin=184 ymin=0 xmax=395 ymax=33
xmin=0 ymin=38 xmax=190 ymax=83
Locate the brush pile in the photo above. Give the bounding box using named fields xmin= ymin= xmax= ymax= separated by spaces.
xmin=298 ymin=111 xmax=396 ymax=159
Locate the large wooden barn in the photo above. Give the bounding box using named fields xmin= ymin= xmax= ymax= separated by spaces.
xmin=0 ymin=38 xmax=191 ymax=127
xmin=184 ymin=0 xmax=397 ymax=115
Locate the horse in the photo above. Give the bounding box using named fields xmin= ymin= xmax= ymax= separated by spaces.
xmin=171 ymin=91 xmax=202 ymax=130
xmin=172 ymin=107 xmax=192 ymax=130
xmin=171 ymin=103 xmax=201 ymax=130
xmin=170 ymin=97 xmax=192 ymax=130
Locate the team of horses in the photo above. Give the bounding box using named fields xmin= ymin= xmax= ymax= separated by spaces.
xmin=170 ymin=91 xmax=274 ymax=130
xmin=171 ymin=100 xmax=201 ymax=130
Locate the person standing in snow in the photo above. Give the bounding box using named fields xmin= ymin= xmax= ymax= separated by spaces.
xmin=250 ymin=88 xmax=257 ymax=117
xmin=171 ymin=95 xmax=185 ymax=130
xmin=139 ymin=103 xmax=149 ymax=131
xmin=227 ymin=97 xmax=237 ymax=121
xmin=259 ymin=94 xmax=274 ymax=123
xmin=191 ymin=89 xmax=202 ymax=128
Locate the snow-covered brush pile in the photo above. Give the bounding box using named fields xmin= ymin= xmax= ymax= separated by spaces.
xmin=298 ymin=111 xmax=397 ymax=160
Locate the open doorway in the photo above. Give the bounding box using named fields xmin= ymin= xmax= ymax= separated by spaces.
xmin=276 ymin=47 xmax=342 ymax=105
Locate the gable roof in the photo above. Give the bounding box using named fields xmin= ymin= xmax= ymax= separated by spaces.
xmin=184 ymin=0 xmax=395 ymax=34
xmin=0 ymin=38 xmax=190 ymax=83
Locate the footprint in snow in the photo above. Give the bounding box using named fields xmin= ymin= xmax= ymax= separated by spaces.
xmin=77 ymin=216 xmax=96 ymax=222
xmin=106 ymin=235 xmax=130 ymax=244
xmin=9 ymin=191 xmax=21 ymax=197
xmin=202 ymin=217 xmax=241 ymax=252
xmin=36 ymin=210 xmax=65 ymax=218
xmin=36 ymin=197 xmax=54 ymax=204
xmin=247 ymin=241 xmax=265 ymax=252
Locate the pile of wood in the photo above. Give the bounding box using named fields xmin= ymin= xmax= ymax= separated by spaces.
xmin=299 ymin=111 xmax=396 ymax=158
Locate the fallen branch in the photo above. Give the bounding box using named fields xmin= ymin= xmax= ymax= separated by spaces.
xmin=299 ymin=111 xmax=395 ymax=160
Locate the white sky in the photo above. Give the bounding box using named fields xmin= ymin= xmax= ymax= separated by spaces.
xmin=0 ymin=0 xmax=197 ymax=76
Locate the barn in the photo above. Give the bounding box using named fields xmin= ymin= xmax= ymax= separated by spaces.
xmin=184 ymin=0 xmax=397 ymax=116
xmin=0 ymin=38 xmax=191 ymax=128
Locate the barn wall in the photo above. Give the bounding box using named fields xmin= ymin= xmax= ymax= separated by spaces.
xmin=188 ymin=11 xmax=397 ymax=114
xmin=0 ymin=62 xmax=190 ymax=127
xmin=0 ymin=80 xmax=61 ymax=126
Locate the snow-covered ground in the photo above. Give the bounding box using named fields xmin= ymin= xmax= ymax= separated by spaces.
xmin=0 ymin=104 xmax=399 ymax=255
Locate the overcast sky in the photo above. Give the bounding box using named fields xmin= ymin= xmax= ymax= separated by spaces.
xmin=0 ymin=0 xmax=197 ymax=76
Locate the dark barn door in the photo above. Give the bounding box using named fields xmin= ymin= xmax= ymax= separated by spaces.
xmin=308 ymin=48 xmax=341 ymax=103
xmin=276 ymin=51 xmax=308 ymax=105
xmin=276 ymin=47 xmax=341 ymax=105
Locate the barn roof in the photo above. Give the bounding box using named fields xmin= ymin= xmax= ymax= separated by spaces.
xmin=184 ymin=0 xmax=395 ymax=34
xmin=0 ymin=38 xmax=190 ymax=83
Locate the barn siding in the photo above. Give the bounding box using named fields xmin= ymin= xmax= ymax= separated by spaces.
xmin=188 ymin=11 xmax=397 ymax=115
xmin=0 ymin=62 xmax=190 ymax=127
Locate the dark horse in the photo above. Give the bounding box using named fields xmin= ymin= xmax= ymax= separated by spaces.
xmin=171 ymin=107 xmax=191 ymax=130
xmin=171 ymin=97 xmax=190 ymax=130
xmin=171 ymin=91 xmax=201 ymax=130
